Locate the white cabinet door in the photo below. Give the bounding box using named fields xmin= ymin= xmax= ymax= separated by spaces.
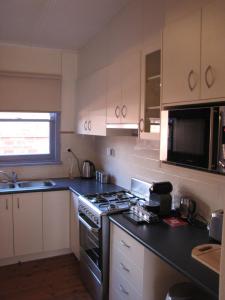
xmin=107 ymin=60 xmax=122 ymax=124
xmin=201 ymin=1 xmax=225 ymax=100
xmin=43 ymin=191 xmax=70 ymax=251
xmin=13 ymin=192 xmax=43 ymax=256
xmin=162 ymin=10 xmax=201 ymax=104
xmin=89 ymin=67 xmax=107 ymax=136
xmin=70 ymin=192 xmax=80 ymax=259
xmin=0 ymin=195 xmax=13 ymax=259
xmin=121 ymin=51 xmax=141 ymax=124
xmin=76 ymin=77 xmax=90 ymax=135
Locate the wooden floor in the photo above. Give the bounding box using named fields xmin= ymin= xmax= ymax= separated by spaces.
xmin=0 ymin=254 xmax=92 ymax=300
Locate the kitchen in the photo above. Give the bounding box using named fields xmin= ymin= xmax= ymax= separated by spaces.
xmin=0 ymin=0 xmax=224 ymax=300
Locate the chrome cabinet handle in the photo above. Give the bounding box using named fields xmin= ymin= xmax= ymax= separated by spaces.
xmin=84 ymin=120 xmax=88 ymax=131
xmin=17 ymin=198 xmax=20 ymax=209
xmin=139 ymin=118 xmax=144 ymax=133
xmin=88 ymin=120 xmax=91 ymax=131
xmin=121 ymin=105 xmax=127 ymax=118
xmin=120 ymin=240 xmax=130 ymax=248
xmin=120 ymin=262 xmax=130 ymax=273
xmin=187 ymin=70 xmax=197 ymax=91
xmin=119 ymin=284 xmax=129 ymax=295
xmin=5 ymin=199 xmax=8 ymax=210
xmin=115 ymin=106 xmax=120 ymax=118
xmin=205 ymin=65 xmax=215 ymax=89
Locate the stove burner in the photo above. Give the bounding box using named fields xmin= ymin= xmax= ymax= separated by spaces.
xmin=108 ymin=203 xmax=117 ymax=210
xmin=82 ymin=190 xmax=142 ymax=214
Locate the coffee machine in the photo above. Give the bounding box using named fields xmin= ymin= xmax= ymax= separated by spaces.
xmin=144 ymin=182 xmax=173 ymax=216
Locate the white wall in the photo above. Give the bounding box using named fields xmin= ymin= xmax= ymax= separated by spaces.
xmin=0 ymin=43 xmax=97 ymax=180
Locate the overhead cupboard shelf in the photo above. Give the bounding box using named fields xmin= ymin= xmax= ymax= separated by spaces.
xmin=147 ymin=106 xmax=160 ymax=110
xmin=146 ymin=74 xmax=160 ymax=81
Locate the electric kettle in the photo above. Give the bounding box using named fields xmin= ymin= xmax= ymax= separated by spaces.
xmin=81 ymin=160 xmax=95 ymax=178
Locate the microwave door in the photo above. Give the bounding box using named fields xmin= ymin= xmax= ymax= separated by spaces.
xmin=217 ymin=106 xmax=225 ymax=173
xmin=167 ymin=108 xmax=211 ymax=169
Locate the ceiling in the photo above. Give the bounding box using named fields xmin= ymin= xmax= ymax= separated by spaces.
xmin=0 ymin=0 xmax=130 ymax=50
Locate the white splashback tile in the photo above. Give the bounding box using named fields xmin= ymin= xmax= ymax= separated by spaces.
xmin=96 ymin=136 xmax=225 ymax=219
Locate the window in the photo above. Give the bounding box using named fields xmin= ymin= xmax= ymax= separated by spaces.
xmin=0 ymin=112 xmax=60 ymax=166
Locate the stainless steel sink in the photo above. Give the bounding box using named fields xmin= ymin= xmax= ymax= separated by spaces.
xmin=17 ymin=180 xmax=55 ymax=189
xmin=0 ymin=182 xmax=15 ymax=189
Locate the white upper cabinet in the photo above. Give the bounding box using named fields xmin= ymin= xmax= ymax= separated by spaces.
xmin=107 ymin=51 xmax=141 ymax=125
xmin=107 ymin=60 xmax=122 ymax=124
xmin=76 ymin=68 xmax=107 ymax=136
xmin=122 ymin=52 xmax=141 ymax=124
xmin=13 ymin=192 xmax=43 ymax=256
xmin=162 ymin=10 xmax=201 ymax=104
xmin=0 ymin=195 xmax=13 ymax=259
xmin=201 ymin=1 xmax=225 ymax=100
xmin=76 ymin=76 xmax=90 ymax=135
xmin=89 ymin=67 xmax=107 ymax=136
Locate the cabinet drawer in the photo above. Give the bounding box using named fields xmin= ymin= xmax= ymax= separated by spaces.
xmin=110 ymin=267 xmax=142 ymax=300
xmin=111 ymin=224 xmax=144 ymax=266
xmin=111 ymin=245 xmax=143 ymax=293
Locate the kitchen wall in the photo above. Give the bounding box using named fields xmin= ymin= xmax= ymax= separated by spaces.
xmin=78 ymin=0 xmax=224 ymax=219
xmin=0 ymin=43 xmax=97 ymax=180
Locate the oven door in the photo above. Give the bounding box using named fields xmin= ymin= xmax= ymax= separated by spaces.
xmin=79 ymin=212 xmax=102 ymax=300
xmin=167 ymin=107 xmax=212 ymax=169
xmin=79 ymin=212 xmax=101 ymax=270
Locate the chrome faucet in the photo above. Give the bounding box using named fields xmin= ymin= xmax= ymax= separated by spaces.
xmin=0 ymin=171 xmax=18 ymax=183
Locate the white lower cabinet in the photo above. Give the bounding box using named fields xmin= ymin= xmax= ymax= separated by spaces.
xmin=0 ymin=190 xmax=71 ymax=264
xmin=110 ymin=223 xmax=184 ymax=300
xmin=13 ymin=192 xmax=43 ymax=256
xmin=43 ymin=191 xmax=70 ymax=251
xmin=70 ymin=192 xmax=80 ymax=259
xmin=0 ymin=195 xmax=13 ymax=259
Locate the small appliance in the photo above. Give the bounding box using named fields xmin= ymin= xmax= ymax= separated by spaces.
xmin=144 ymin=181 xmax=173 ymax=216
xmin=81 ymin=160 xmax=95 ymax=178
xmin=179 ymin=198 xmax=196 ymax=220
xmin=160 ymin=103 xmax=225 ymax=174
xmin=208 ymin=209 xmax=223 ymax=243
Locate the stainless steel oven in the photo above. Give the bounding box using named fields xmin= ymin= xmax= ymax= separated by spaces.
xmin=78 ymin=190 xmax=138 ymax=300
xmin=78 ymin=210 xmax=102 ymax=300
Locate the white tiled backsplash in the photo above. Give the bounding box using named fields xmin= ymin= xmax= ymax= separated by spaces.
xmin=96 ymin=136 xmax=225 ymax=220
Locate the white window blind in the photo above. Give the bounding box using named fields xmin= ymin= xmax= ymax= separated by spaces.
xmin=0 ymin=72 xmax=61 ymax=112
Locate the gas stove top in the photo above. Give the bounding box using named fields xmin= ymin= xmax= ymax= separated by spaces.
xmin=79 ymin=190 xmax=141 ymax=216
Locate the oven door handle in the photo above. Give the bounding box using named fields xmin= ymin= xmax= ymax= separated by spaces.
xmin=78 ymin=214 xmax=99 ymax=233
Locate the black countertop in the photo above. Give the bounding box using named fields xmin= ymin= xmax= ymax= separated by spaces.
xmin=110 ymin=214 xmax=219 ymax=299
xmin=0 ymin=177 xmax=124 ymax=195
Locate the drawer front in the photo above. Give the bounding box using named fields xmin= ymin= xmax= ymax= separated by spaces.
xmin=111 ymin=245 xmax=143 ymax=293
xmin=110 ymin=267 xmax=142 ymax=300
xmin=111 ymin=224 xmax=144 ymax=266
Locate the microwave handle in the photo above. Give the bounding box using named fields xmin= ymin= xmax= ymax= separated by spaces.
xmin=210 ymin=108 xmax=220 ymax=170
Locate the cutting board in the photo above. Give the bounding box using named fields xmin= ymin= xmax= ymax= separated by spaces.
xmin=192 ymin=244 xmax=221 ymax=274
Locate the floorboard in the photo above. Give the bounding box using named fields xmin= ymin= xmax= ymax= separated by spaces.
xmin=0 ymin=254 xmax=92 ymax=300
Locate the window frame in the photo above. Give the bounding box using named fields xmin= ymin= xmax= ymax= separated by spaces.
xmin=0 ymin=112 xmax=61 ymax=166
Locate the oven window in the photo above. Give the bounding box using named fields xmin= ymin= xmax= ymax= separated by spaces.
xmin=172 ymin=119 xmax=205 ymax=155
xmin=168 ymin=108 xmax=211 ymax=168
xmin=79 ymin=217 xmax=101 ymax=269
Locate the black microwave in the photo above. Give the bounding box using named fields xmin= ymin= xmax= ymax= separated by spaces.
xmin=160 ymin=104 xmax=225 ymax=174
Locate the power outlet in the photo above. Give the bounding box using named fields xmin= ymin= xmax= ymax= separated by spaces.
xmin=106 ymin=147 xmax=115 ymax=157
